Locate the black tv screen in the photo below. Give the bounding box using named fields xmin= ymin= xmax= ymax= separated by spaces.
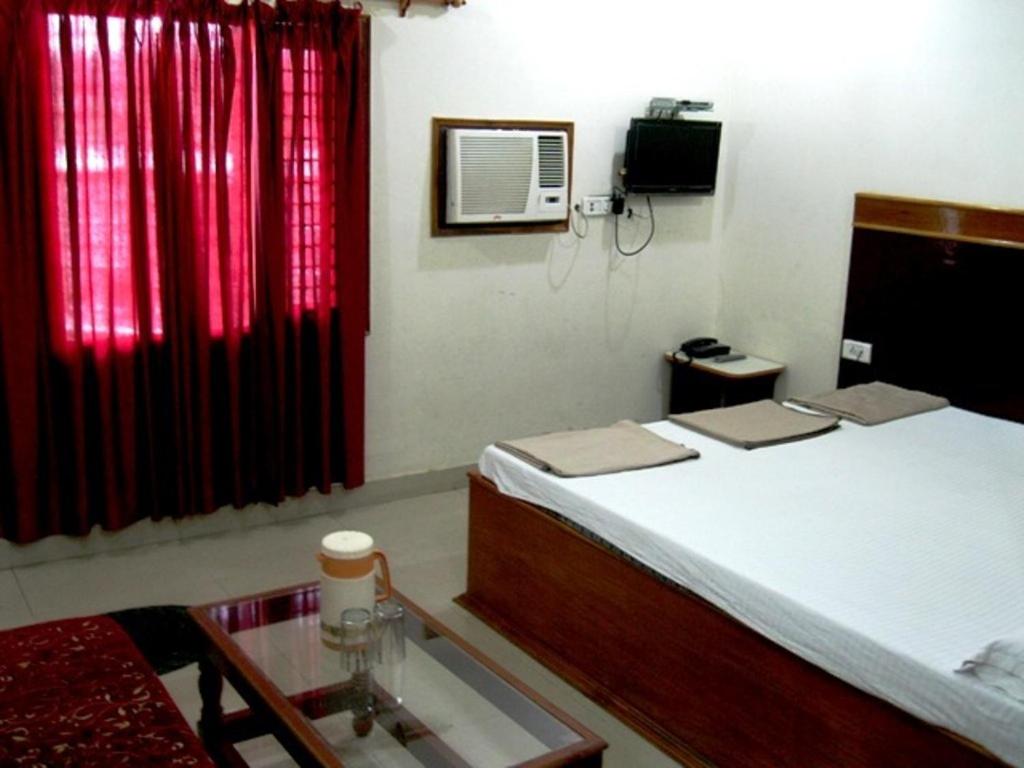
xmin=623 ymin=118 xmax=722 ymax=194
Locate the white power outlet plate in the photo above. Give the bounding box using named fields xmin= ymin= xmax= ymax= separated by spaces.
xmin=581 ymin=195 xmax=612 ymax=217
xmin=841 ymin=339 xmax=873 ymax=364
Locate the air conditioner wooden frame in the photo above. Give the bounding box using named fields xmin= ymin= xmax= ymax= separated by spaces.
xmin=431 ymin=117 xmax=574 ymax=237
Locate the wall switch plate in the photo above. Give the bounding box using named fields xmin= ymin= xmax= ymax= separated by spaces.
xmin=841 ymin=339 xmax=873 ymax=364
xmin=581 ymin=195 xmax=613 ymax=217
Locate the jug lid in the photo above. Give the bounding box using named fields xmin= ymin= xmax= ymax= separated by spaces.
xmin=321 ymin=530 xmax=374 ymax=559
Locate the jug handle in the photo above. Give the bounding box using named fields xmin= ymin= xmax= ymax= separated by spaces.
xmin=373 ymin=550 xmax=393 ymax=602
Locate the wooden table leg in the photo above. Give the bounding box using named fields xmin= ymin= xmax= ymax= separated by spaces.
xmin=198 ymin=654 xmax=228 ymax=765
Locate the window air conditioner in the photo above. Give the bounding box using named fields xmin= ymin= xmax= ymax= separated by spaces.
xmin=445 ymin=128 xmax=569 ymax=224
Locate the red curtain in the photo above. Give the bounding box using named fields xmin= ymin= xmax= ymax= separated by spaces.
xmin=0 ymin=0 xmax=369 ymax=544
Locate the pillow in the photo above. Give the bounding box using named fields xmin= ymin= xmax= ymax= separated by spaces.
xmin=957 ymin=635 xmax=1024 ymax=704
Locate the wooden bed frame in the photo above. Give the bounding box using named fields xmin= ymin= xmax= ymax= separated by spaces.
xmin=456 ymin=188 xmax=1024 ymax=768
xmin=457 ymin=471 xmax=1006 ymax=768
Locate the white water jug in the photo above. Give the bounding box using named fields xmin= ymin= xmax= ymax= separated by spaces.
xmin=317 ymin=531 xmax=392 ymax=649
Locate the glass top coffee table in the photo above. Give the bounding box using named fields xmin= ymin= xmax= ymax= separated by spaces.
xmin=189 ymin=583 xmax=605 ymax=767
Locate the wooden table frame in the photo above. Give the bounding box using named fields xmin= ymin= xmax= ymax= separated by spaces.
xmin=189 ymin=583 xmax=606 ymax=768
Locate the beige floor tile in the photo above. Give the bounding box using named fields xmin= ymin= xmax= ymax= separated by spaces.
xmin=15 ymin=542 xmax=230 ymax=621
xmin=0 ymin=517 xmax=186 ymax=570
xmin=442 ymin=715 xmax=548 ymax=767
xmin=159 ymin=662 xmax=247 ymax=735
xmin=0 ymin=570 xmax=33 ymax=631
xmin=157 ymin=663 xmax=204 ymax=733
xmin=202 ymin=491 xmax=469 ymax=601
xmin=188 ymin=527 xmax=323 ymax=600
xmin=234 ymin=735 xmax=301 ymax=767
xmin=390 ymin=554 xmax=466 ymax=616
xmin=0 ymin=532 xmax=108 ymax=570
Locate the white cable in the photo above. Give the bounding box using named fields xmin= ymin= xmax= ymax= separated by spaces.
xmin=614 ymin=195 xmax=655 ymax=256
xmin=570 ymin=203 xmax=589 ymax=239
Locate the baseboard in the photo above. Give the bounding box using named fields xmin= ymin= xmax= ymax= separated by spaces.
xmin=0 ymin=464 xmax=472 ymax=570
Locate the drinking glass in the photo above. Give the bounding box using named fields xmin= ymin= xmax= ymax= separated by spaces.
xmin=340 ymin=607 xmax=374 ymax=735
xmin=374 ymin=600 xmax=406 ymax=709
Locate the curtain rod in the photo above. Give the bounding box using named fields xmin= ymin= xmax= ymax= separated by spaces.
xmin=244 ymin=0 xmax=465 ymax=16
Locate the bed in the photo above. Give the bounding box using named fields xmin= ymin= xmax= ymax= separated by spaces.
xmin=456 ymin=195 xmax=1024 ymax=767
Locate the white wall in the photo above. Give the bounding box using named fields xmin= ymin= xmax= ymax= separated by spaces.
xmin=362 ymin=0 xmax=1024 ymax=481
xmin=363 ymin=0 xmax=734 ymax=479
xmin=717 ymin=0 xmax=1024 ymax=397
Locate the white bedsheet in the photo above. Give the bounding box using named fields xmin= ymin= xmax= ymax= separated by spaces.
xmin=478 ymin=407 xmax=1024 ymax=766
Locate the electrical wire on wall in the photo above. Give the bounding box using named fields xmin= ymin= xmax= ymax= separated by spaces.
xmin=614 ymin=192 xmax=655 ymax=256
xmin=570 ymin=202 xmax=589 ymax=239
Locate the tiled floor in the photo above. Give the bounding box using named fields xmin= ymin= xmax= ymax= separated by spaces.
xmin=0 ymin=488 xmax=679 ymax=767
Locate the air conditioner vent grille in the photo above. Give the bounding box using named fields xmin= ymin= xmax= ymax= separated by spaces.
xmin=458 ymin=136 xmax=532 ymax=215
xmin=537 ymin=135 xmax=565 ymax=188
xmin=445 ymin=126 xmax=570 ymax=225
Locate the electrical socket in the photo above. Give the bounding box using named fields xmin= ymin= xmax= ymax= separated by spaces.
xmin=581 ymin=195 xmax=613 ymax=217
xmin=841 ymin=339 xmax=873 ymax=364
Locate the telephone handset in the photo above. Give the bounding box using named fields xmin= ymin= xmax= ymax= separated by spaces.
xmin=678 ymin=337 xmax=731 ymax=359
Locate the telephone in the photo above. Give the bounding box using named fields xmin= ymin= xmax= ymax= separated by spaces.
xmin=678 ymin=337 xmax=731 ymax=359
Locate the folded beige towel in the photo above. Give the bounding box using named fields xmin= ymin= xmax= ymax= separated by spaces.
xmin=789 ymin=381 xmax=949 ymax=426
xmin=495 ymin=420 xmax=699 ymax=477
xmin=669 ymin=399 xmax=839 ymax=449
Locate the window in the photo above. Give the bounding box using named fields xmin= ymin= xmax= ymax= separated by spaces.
xmin=49 ymin=14 xmax=332 ymax=345
xmin=50 ymin=14 xmax=162 ymax=344
xmin=282 ymin=48 xmax=336 ymax=315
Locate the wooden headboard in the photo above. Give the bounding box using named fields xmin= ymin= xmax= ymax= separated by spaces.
xmin=840 ymin=193 xmax=1024 ymax=424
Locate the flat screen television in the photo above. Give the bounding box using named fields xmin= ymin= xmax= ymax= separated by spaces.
xmin=623 ymin=118 xmax=722 ymax=194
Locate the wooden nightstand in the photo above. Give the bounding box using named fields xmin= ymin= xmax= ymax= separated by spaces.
xmin=665 ymin=351 xmax=785 ymax=414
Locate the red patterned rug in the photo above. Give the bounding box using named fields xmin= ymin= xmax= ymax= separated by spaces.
xmin=0 ymin=616 xmax=214 ymax=767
